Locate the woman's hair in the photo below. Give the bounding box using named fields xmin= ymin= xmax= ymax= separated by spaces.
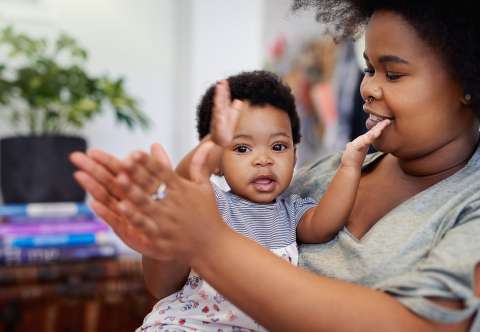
xmin=293 ymin=0 xmax=480 ymax=115
xmin=196 ymin=70 xmax=301 ymax=144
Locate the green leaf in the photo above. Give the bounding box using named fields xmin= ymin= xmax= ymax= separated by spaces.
xmin=0 ymin=24 xmax=150 ymax=134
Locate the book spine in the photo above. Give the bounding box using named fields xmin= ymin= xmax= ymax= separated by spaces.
xmin=0 ymin=279 xmax=145 ymax=301
xmin=4 ymin=231 xmax=115 ymax=248
xmin=0 ymin=219 xmax=109 ymax=236
xmin=0 ymin=202 xmax=93 ymax=218
xmin=0 ymin=244 xmax=117 ymax=266
xmin=0 ymin=257 xmax=142 ymax=284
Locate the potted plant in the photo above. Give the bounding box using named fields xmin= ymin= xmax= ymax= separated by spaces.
xmin=0 ymin=26 xmax=150 ymax=203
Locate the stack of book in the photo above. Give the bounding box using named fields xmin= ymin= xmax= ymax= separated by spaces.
xmin=0 ymin=202 xmax=133 ymax=266
xmin=0 ymin=202 xmax=152 ymax=332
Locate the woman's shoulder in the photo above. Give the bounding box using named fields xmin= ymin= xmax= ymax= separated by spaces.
xmin=286 ymin=152 xmax=341 ymax=199
xmin=286 ymin=151 xmax=384 ymax=200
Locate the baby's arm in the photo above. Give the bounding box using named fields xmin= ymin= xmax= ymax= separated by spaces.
xmin=297 ymin=120 xmax=391 ymax=243
xmin=176 ymin=80 xmax=242 ymax=179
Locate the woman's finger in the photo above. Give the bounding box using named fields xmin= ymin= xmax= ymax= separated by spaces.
xmin=115 ymin=173 xmax=152 ymax=204
xmin=89 ymin=199 xmax=123 ymax=229
xmin=70 ymin=151 xmax=125 ymax=199
xmin=117 ymin=199 xmax=158 ymax=233
xmin=150 ymin=143 xmax=174 ymax=173
xmin=91 ymin=200 xmax=157 ymax=256
xmin=87 ymin=148 xmax=124 ymax=176
xmin=121 ymin=152 xmax=160 ymax=194
xmin=74 ymin=171 xmax=119 ymax=209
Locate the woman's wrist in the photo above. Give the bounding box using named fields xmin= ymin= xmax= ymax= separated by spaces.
xmin=188 ymin=216 xmax=233 ymax=272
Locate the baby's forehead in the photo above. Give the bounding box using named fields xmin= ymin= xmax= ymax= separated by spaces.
xmin=234 ymin=105 xmax=293 ymax=140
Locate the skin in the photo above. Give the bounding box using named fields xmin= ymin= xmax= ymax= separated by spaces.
xmin=219 ymin=103 xmax=296 ymax=204
xmin=69 ymin=10 xmax=480 ymax=332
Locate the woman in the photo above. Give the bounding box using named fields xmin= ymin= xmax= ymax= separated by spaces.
xmin=71 ymin=1 xmax=480 ymax=331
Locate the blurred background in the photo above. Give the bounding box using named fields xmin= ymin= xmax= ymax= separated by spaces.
xmin=0 ymin=1 xmax=366 ymax=331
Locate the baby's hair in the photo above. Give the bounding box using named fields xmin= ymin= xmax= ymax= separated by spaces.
xmin=196 ymin=70 xmax=301 ymax=144
xmin=292 ymin=0 xmax=480 ymax=116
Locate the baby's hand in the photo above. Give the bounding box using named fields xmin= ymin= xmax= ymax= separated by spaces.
xmin=341 ymin=119 xmax=391 ymax=168
xmin=210 ymin=80 xmax=242 ymax=147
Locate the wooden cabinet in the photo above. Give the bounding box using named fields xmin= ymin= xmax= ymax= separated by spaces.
xmin=0 ymin=257 xmax=156 ymax=332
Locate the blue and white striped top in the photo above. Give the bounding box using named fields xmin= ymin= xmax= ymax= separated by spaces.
xmin=213 ymin=183 xmax=317 ymax=250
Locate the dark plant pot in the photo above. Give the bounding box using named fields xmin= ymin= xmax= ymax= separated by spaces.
xmin=0 ymin=135 xmax=87 ymax=203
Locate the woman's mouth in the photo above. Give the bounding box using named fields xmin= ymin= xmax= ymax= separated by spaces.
xmin=365 ymin=112 xmax=393 ymax=130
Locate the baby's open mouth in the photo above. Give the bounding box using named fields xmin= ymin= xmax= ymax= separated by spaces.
xmin=252 ymin=175 xmax=276 ymax=192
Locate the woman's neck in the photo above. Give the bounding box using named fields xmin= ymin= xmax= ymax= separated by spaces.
xmin=395 ymin=128 xmax=480 ymax=179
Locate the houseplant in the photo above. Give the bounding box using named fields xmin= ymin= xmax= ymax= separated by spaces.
xmin=0 ymin=26 xmax=150 ymax=203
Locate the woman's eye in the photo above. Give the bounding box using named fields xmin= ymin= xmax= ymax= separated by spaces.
xmin=363 ymin=67 xmax=374 ymax=76
xmin=385 ymin=72 xmax=405 ymax=81
xmin=272 ymin=143 xmax=287 ymax=152
xmin=233 ymin=145 xmax=251 ymax=153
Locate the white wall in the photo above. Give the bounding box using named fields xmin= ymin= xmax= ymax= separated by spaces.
xmin=171 ymin=0 xmax=266 ymax=163
xmin=0 ymin=0 xmax=324 ymax=165
xmin=51 ymin=0 xmax=177 ymax=158
xmin=0 ymin=0 xmax=177 ymax=159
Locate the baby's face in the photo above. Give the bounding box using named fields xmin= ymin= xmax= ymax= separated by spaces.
xmin=220 ymin=104 xmax=295 ymax=204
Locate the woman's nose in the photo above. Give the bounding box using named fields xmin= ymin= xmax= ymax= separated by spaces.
xmin=360 ymin=75 xmax=383 ymax=103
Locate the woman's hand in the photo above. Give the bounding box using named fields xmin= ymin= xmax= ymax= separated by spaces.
xmin=71 ymin=141 xmax=226 ymax=264
xmin=112 ymin=141 xmax=227 ymax=263
xmin=69 ymin=145 xmax=169 ymax=259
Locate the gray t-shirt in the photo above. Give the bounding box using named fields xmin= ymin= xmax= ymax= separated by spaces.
xmin=287 ymin=146 xmax=480 ymax=331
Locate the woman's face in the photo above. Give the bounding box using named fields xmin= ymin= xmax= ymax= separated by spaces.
xmin=361 ymin=10 xmax=476 ymax=159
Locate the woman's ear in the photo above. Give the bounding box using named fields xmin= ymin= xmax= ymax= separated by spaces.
xmin=213 ymin=167 xmax=223 ymax=176
xmin=460 ymin=93 xmax=472 ymax=106
xmin=460 ymin=89 xmax=473 ymax=106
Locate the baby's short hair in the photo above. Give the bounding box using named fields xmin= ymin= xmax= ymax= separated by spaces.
xmin=196 ymin=70 xmax=301 ymax=144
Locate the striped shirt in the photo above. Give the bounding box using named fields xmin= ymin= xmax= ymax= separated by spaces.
xmin=214 ymin=183 xmax=317 ymax=250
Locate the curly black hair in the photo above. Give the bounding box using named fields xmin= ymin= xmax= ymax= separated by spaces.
xmin=196 ymin=70 xmax=301 ymax=144
xmin=292 ymin=0 xmax=480 ymax=116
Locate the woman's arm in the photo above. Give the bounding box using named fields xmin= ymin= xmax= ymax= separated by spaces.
xmin=116 ymin=156 xmax=475 ymax=332
xmin=193 ymin=225 xmax=474 ymax=332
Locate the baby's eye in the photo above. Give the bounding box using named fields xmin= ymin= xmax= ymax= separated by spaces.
xmin=272 ymin=143 xmax=288 ymax=152
xmin=233 ymin=144 xmax=251 ymax=153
